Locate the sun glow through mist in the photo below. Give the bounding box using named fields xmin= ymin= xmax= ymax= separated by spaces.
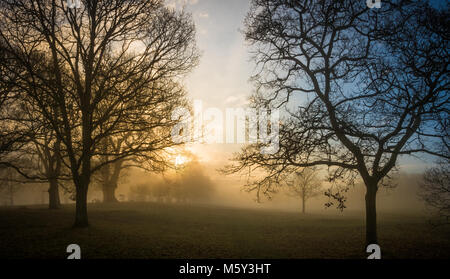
xmin=175 ymin=155 xmax=187 ymax=167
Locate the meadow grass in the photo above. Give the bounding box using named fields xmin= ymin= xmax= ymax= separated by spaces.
xmin=0 ymin=202 xmax=448 ymax=259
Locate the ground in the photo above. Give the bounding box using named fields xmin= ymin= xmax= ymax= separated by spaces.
xmin=0 ymin=202 xmax=448 ymax=259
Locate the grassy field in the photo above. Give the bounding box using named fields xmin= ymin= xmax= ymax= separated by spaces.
xmin=0 ymin=202 xmax=448 ymax=259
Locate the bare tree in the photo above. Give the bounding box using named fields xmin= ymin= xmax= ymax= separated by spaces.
xmin=129 ymin=183 xmax=152 ymax=202
xmin=224 ymin=0 xmax=449 ymax=246
xmin=96 ymin=125 xmax=175 ymax=203
xmin=171 ymin=160 xmax=215 ymax=203
xmin=285 ymin=168 xmax=322 ymax=214
xmin=0 ymin=38 xmax=33 ymax=164
xmin=0 ymin=0 xmax=199 ymax=227
xmin=419 ymin=161 xmax=450 ymax=226
xmin=1 ymin=65 xmax=72 ymax=209
xmin=96 ymin=137 xmax=125 ymax=203
xmin=33 ymin=132 xmax=64 ymax=209
xmin=0 ymin=166 xmax=25 ymax=206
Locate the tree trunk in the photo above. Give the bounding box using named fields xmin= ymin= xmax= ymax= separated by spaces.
xmin=365 ymin=183 xmax=378 ymax=245
xmin=73 ymin=183 xmax=89 ymax=227
xmin=9 ymin=187 xmax=14 ymax=206
xmin=8 ymin=181 xmax=14 ymax=206
xmin=48 ymin=178 xmax=61 ymax=209
xmin=302 ymin=196 xmax=306 ymax=214
xmin=102 ymin=181 xmax=118 ymax=203
xmin=73 ymin=95 xmax=92 ymax=228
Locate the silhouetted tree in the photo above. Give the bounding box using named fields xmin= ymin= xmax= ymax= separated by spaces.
xmin=172 ymin=161 xmax=215 ymax=203
xmin=0 ymin=0 xmax=199 ymax=227
xmin=225 ymin=0 xmax=449 ymax=246
xmin=33 ymin=132 xmax=63 ymax=209
xmin=129 ymin=183 xmax=152 ymax=202
xmin=0 ymin=38 xmax=33 ymax=166
xmin=0 ymin=69 xmax=71 ymax=209
xmin=419 ymin=161 xmax=450 ymax=226
xmin=97 ymin=130 xmax=173 ymax=203
xmin=0 ymin=166 xmax=23 ymax=206
xmin=97 ymin=138 xmax=124 ymax=203
xmin=286 ymin=168 xmax=322 ymax=214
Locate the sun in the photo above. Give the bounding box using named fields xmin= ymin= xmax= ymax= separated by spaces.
xmin=175 ymin=155 xmax=187 ymax=167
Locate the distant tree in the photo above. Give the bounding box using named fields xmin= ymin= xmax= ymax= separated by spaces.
xmin=129 ymin=160 xmax=215 ymax=204
xmin=151 ymin=182 xmax=171 ymax=203
xmin=225 ymin=0 xmax=449 ymax=246
xmin=0 ymin=167 xmax=23 ymax=206
xmin=96 ymin=136 xmax=127 ymax=203
xmin=23 ymin=92 xmax=68 ymax=209
xmin=419 ymin=161 xmax=450 ymax=226
xmin=97 ymin=131 xmax=172 ymax=204
xmin=285 ymin=168 xmax=322 ymax=214
xmin=33 ymin=134 xmax=64 ymax=209
xmin=0 ymin=0 xmax=199 ymax=227
xmin=129 ymin=183 xmax=152 ymax=202
xmin=1 ymin=63 xmax=73 ymax=209
xmin=172 ymin=161 xmax=215 ymax=203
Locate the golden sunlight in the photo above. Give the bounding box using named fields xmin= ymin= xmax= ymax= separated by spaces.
xmin=175 ymin=155 xmax=187 ymax=167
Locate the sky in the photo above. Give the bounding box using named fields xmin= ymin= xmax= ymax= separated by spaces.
xmin=169 ymin=0 xmax=253 ymax=109
xmin=167 ymin=0 xmax=254 ymax=168
xmin=166 ymin=0 xmax=435 ymax=174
